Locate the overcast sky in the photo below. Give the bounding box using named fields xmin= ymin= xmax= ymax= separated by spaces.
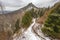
xmin=0 ymin=0 xmax=60 ymax=11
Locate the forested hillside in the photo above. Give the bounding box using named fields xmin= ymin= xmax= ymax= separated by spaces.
xmin=42 ymin=2 xmax=60 ymax=39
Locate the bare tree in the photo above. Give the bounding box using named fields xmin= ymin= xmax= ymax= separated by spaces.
xmin=0 ymin=1 xmax=4 ymax=14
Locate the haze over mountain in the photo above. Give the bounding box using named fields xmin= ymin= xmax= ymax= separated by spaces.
xmin=0 ymin=0 xmax=60 ymax=11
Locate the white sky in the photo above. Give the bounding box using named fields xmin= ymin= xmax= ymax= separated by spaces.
xmin=0 ymin=0 xmax=60 ymax=11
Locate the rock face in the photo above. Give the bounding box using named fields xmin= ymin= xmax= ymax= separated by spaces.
xmin=0 ymin=3 xmax=38 ymax=40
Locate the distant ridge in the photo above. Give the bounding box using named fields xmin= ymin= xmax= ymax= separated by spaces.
xmin=20 ymin=3 xmax=38 ymax=11
xmin=0 ymin=3 xmax=38 ymax=14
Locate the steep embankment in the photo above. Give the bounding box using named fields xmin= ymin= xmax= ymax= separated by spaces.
xmin=0 ymin=9 xmax=25 ymax=40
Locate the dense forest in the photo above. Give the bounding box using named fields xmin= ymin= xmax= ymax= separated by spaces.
xmin=42 ymin=2 xmax=60 ymax=39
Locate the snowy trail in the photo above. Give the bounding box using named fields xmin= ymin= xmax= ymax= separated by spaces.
xmin=13 ymin=19 xmax=40 ymax=40
xmin=32 ymin=23 xmax=50 ymax=40
xmin=13 ymin=18 xmax=51 ymax=40
xmin=23 ymin=19 xmax=41 ymax=40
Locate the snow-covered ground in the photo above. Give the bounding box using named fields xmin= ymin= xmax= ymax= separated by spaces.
xmin=33 ymin=23 xmax=50 ymax=40
xmin=13 ymin=18 xmax=51 ymax=40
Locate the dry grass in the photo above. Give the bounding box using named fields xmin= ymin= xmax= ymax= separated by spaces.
xmin=0 ymin=31 xmax=10 ymax=40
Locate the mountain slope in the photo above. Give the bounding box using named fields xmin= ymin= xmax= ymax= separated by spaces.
xmin=41 ymin=2 xmax=60 ymax=39
xmin=0 ymin=3 xmax=39 ymax=40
